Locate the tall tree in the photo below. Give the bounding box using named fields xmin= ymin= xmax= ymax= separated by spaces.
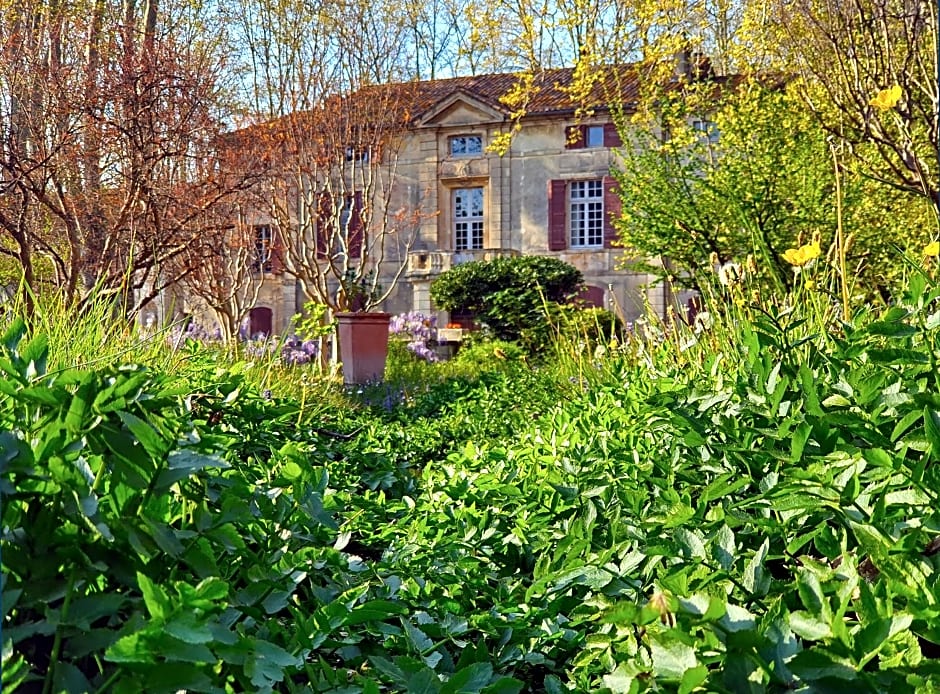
xmin=228 ymin=0 xmax=427 ymax=317
xmin=613 ymin=80 xmax=932 ymax=294
xmin=0 ymin=0 xmax=247 ymax=316
xmin=766 ymin=0 xmax=939 ymax=214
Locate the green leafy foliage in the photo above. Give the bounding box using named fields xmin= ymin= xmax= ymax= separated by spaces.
xmin=430 ymin=255 xmax=583 ymax=352
xmin=614 ymin=80 xmax=933 ymax=295
xmin=4 ymin=267 xmax=940 ymax=691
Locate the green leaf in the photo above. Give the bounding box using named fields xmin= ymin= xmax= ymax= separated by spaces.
xmin=106 ymin=632 xmax=156 ymax=664
xmin=406 ymin=667 xmax=443 ymax=694
xmin=482 ymin=679 xmax=524 ymax=694
xmin=344 ymin=600 xmax=409 ymax=626
xmin=790 ymin=421 xmax=812 ymax=461
xmin=194 ymin=577 xmax=228 ymax=602
xmin=137 ymin=572 xmax=170 ymax=622
xmin=602 ymin=662 xmax=639 ymax=693
xmin=52 ymin=662 xmax=92 ymax=694
xmin=742 ymin=539 xmax=770 ymax=596
xmin=117 ymin=410 xmax=168 ymax=459
xmin=822 ymin=394 xmax=851 ymax=408
xmin=165 ymin=614 xmax=214 ymax=645
xmin=854 ymin=618 xmax=890 ymax=662
xmin=713 ymin=525 xmax=735 ymax=570
xmin=678 ymin=665 xmax=709 ymax=694
xmin=152 ymin=632 xmax=215 ymax=663
xmin=441 ymin=663 xmax=493 ymax=694
xmin=650 ymin=633 xmax=698 ymax=680
xmin=155 ymin=450 xmax=229 ymax=489
xmin=64 ymin=378 xmax=93 ymax=434
xmin=403 ymin=618 xmax=435 ymax=654
xmin=797 ymin=569 xmax=828 ymax=617
xmin=248 ymin=639 xmax=301 ymax=688
xmin=788 ymin=648 xmax=857 ymax=681
xmin=719 ymin=603 xmax=755 ymax=632
xmin=924 ymin=407 xmax=940 ymax=460
xmin=788 ymin=611 xmax=831 ymax=641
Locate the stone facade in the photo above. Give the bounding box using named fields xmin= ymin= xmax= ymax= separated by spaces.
xmin=198 ymin=68 xmax=693 ymax=335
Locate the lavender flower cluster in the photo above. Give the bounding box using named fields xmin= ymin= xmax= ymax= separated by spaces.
xmin=169 ymin=320 xmax=318 ymax=366
xmin=389 ymin=311 xmax=439 ymax=362
xmin=169 ymin=321 xmax=222 ymax=346
xmin=278 ymin=334 xmax=319 ymax=365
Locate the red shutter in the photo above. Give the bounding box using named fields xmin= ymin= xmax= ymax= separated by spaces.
xmin=316 ymin=193 xmax=331 ymax=259
xmin=348 ymin=190 xmax=364 ymax=259
xmin=603 ymin=175 xmax=621 ymax=249
xmin=565 ymin=125 xmax=585 ymax=149
xmin=548 ymin=179 xmax=568 ymax=251
xmin=271 ymin=225 xmax=285 ymax=274
xmin=603 ymin=122 xmax=622 ymax=148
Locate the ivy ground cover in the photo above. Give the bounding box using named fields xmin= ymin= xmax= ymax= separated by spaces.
xmin=3 ymin=276 xmax=940 ymax=692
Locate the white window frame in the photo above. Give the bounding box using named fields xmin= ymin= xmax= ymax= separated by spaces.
xmin=449 ymin=134 xmax=483 ymax=157
xmin=453 ymin=187 xmax=484 ymax=251
xmin=253 ymin=224 xmax=273 ymax=272
xmin=569 ymin=180 xmax=604 ymax=248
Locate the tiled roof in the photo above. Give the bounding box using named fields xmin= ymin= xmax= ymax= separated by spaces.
xmin=358 ymin=65 xmax=643 ymax=121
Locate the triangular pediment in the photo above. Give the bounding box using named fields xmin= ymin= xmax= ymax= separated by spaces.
xmin=416 ymin=89 xmax=506 ymax=127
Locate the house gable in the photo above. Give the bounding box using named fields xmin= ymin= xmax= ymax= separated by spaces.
xmin=415 ymin=90 xmax=506 ymax=128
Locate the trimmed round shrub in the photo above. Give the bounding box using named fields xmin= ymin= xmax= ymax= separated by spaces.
xmin=430 ymin=255 xmax=583 ymax=351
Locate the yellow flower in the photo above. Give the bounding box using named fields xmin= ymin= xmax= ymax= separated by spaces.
xmin=869 ymin=85 xmax=902 ymax=110
xmin=782 ymin=242 xmax=821 ymax=267
xmin=805 ymin=279 xmax=816 ymax=290
xmin=925 ymin=240 xmax=940 ymax=257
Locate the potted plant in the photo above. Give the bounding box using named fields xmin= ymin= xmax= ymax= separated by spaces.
xmin=334 ymin=270 xmax=391 ymax=385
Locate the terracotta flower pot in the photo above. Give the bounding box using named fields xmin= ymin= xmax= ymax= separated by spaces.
xmin=335 ymin=312 xmax=391 ymax=385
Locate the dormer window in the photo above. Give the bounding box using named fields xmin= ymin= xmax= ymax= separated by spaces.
xmin=450 ymin=135 xmax=483 ymax=157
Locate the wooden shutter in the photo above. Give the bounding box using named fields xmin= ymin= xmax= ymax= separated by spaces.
xmin=348 ymin=191 xmax=364 ymax=259
xmin=270 ymin=225 xmax=285 ymax=274
xmin=548 ymin=179 xmax=568 ymax=251
xmin=316 ymin=193 xmax=331 ymax=259
xmin=603 ymin=122 xmax=622 ymax=148
xmin=564 ymin=125 xmax=585 ymax=149
xmin=603 ymin=175 xmax=621 ymax=249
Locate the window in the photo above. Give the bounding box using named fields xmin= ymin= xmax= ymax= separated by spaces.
xmin=692 ymin=119 xmax=719 ymax=143
xmin=317 ymin=192 xmax=364 ymax=259
xmin=569 ymin=180 xmax=604 ymax=248
xmin=453 ymin=187 xmax=484 ymax=250
xmin=547 ymin=176 xmax=620 ymax=251
xmin=253 ymin=225 xmax=273 ymax=272
xmin=566 ymin=123 xmax=622 ymax=149
xmin=345 ymin=145 xmax=370 ymax=162
xmin=450 ymin=135 xmax=483 ymax=157
xmin=585 ymin=125 xmax=605 ymax=148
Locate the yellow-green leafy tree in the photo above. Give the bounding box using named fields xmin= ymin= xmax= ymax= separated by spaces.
xmin=613 ymin=79 xmax=931 ymax=296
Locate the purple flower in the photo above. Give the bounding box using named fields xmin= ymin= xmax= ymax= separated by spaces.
xmin=390 ymin=312 xmax=439 ymax=362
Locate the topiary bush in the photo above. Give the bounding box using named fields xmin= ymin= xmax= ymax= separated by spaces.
xmin=430 ymin=255 xmax=583 ymax=352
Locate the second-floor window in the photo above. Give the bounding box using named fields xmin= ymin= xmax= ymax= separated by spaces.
xmin=692 ymin=119 xmax=720 ymax=143
xmin=453 ymin=187 xmax=484 ymax=250
xmin=253 ymin=224 xmax=273 ymax=272
xmin=585 ymin=125 xmax=604 ymax=148
xmin=565 ymin=123 xmax=622 ymax=149
xmin=450 ymin=135 xmax=483 ymax=157
xmin=569 ymin=180 xmax=604 ymax=248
